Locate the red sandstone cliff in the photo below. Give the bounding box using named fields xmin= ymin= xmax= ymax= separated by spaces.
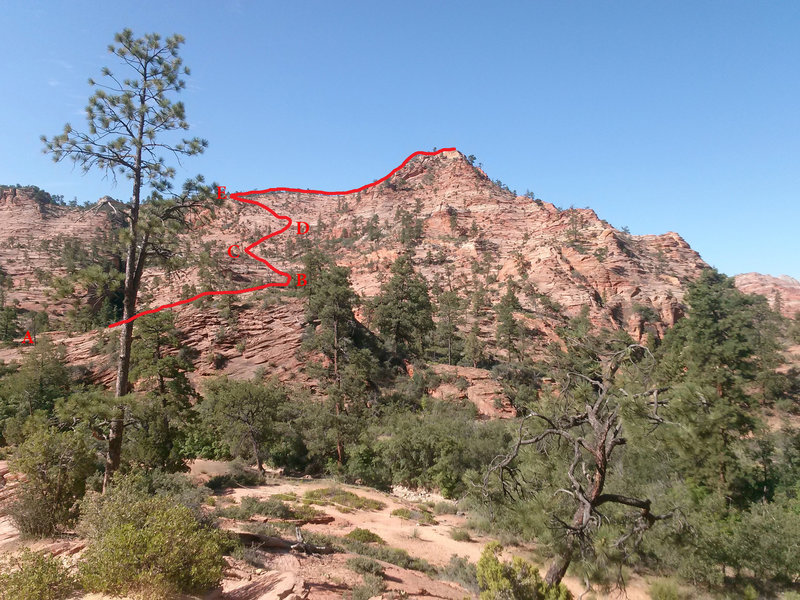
xmin=0 ymin=152 xmax=790 ymax=414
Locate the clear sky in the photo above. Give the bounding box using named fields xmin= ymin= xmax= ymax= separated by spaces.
xmin=1 ymin=1 xmax=798 ymax=278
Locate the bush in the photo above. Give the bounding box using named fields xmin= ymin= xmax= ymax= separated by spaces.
xmin=78 ymin=475 xmax=227 ymax=598
xmin=476 ymin=542 xmax=571 ymax=600
xmin=433 ymin=501 xmax=458 ymax=515
xmin=0 ymin=550 xmax=77 ymax=600
xmin=346 ymin=528 xmax=386 ymax=545
xmin=346 ymin=556 xmax=385 ymax=577
xmin=217 ymin=495 xmax=324 ymax=522
xmin=206 ymin=459 xmax=264 ymax=490
xmin=649 ymin=579 xmax=688 ymax=600
xmin=8 ymin=428 xmax=95 ymax=536
xmin=80 ymin=497 xmax=226 ymax=597
xmin=391 ymin=507 xmax=437 ymax=525
xmin=304 ymin=487 xmax=385 ymax=511
xmin=218 ymin=496 xmax=295 ymax=520
xmin=439 ymin=554 xmax=479 ymax=595
xmin=271 ymin=492 xmax=298 ymax=501
xmin=301 ymin=529 xmax=435 ymax=574
xmin=450 ymin=527 xmax=472 ymax=542
xmin=349 ymin=574 xmax=385 ymax=600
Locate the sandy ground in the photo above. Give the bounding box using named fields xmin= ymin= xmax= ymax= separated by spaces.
xmin=0 ymin=459 xmax=660 ymax=599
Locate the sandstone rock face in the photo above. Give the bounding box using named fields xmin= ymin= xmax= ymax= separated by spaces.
xmin=735 ymin=273 xmax=800 ymax=318
xmin=429 ymin=364 xmax=516 ymax=419
xmin=0 ymin=152 xmax=780 ymax=413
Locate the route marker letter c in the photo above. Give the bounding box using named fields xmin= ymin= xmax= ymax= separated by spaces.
xmin=228 ymin=244 xmax=240 ymax=258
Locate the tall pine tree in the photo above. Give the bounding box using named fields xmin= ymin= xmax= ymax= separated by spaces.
xmin=42 ymin=30 xmax=216 ymax=491
xmin=372 ymin=255 xmax=434 ymax=356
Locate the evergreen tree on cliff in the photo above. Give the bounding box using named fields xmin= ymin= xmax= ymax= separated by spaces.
xmin=42 ymin=30 xmax=215 ymax=491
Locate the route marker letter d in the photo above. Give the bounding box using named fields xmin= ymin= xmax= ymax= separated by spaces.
xmin=297 ymin=222 xmax=310 ymax=235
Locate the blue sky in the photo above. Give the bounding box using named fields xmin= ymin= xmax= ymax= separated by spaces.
xmin=1 ymin=1 xmax=798 ymax=277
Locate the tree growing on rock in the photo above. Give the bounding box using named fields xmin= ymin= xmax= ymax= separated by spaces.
xmin=42 ymin=30 xmax=217 ymax=491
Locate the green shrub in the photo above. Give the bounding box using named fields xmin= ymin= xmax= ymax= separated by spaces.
xmin=300 ymin=529 xmax=435 ymax=574
xmin=476 ymin=542 xmax=571 ymax=600
xmin=7 ymin=428 xmax=95 ymax=537
xmin=439 ymin=554 xmax=479 ymax=595
xmin=0 ymin=550 xmax=77 ymax=600
xmin=450 ymin=527 xmax=472 ymax=542
xmin=649 ymin=579 xmax=687 ymax=600
xmin=206 ymin=459 xmax=264 ymax=490
xmin=347 ymin=556 xmax=385 ymax=577
xmin=271 ymin=492 xmax=298 ymax=501
xmin=219 ymin=496 xmax=294 ymax=520
xmin=349 ymin=574 xmax=385 ymax=600
xmin=217 ymin=495 xmax=323 ymax=521
xmin=391 ymin=507 xmax=437 ymax=525
xmin=304 ymin=487 xmax=385 ymax=511
xmin=433 ymin=501 xmax=458 ymax=515
xmin=78 ymin=476 xmax=227 ymax=598
xmin=346 ymin=528 xmax=386 ymax=545
xmin=80 ymin=498 xmax=226 ymax=597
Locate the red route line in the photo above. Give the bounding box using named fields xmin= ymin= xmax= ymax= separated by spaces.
xmin=108 ymin=147 xmax=457 ymax=328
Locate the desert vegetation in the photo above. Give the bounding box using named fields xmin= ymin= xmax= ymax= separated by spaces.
xmin=0 ymin=26 xmax=799 ymax=600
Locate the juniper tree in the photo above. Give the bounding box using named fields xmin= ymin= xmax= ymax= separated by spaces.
xmin=199 ymin=377 xmax=289 ymax=473
xmin=128 ymin=311 xmax=195 ymax=471
xmin=42 ymin=30 xmax=216 ymax=491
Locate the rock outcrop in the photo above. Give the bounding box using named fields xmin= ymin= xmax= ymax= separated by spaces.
xmin=0 ymin=151 xmax=789 ymax=413
xmin=735 ymin=272 xmax=800 ymax=318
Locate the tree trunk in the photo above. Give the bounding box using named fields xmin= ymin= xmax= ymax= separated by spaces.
xmin=335 ymin=400 xmax=344 ymax=465
xmin=544 ymin=545 xmax=574 ymax=587
xmin=545 ymin=457 xmax=606 ymax=586
xmin=102 ymin=413 xmax=124 ymax=493
xmin=251 ymin=434 xmax=264 ymax=473
xmin=105 ymin=85 xmax=146 ymax=492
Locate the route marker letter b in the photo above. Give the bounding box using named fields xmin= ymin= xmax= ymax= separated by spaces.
xmin=296 ymin=273 xmax=307 ymax=287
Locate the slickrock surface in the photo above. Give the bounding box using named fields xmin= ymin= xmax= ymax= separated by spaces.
xmin=734 ymin=272 xmax=800 ymax=318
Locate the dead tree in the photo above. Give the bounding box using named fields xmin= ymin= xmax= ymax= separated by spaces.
xmin=484 ymin=335 xmax=674 ymax=587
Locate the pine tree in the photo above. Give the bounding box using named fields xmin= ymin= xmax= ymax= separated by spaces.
xmin=658 ymin=269 xmax=782 ymax=494
xmin=434 ymin=289 xmax=464 ymax=365
xmin=463 ymin=322 xmax=485 ymax=368
xmin=495 ymin=281 xmax=521 ymax=361
xmin=373 ymin=255 xmax=434 ymax=356
xmin=306 ymin=262 xmax=359 ymax=382
xmin=42 ymin=30 xmax=216 ymax=491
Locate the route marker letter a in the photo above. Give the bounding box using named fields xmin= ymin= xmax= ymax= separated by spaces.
xmin=21 ymin=331 xmax=34 ymax=344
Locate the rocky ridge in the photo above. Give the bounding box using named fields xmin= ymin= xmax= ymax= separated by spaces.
xmin=0 ymin=152 xmax=788 ymax=410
